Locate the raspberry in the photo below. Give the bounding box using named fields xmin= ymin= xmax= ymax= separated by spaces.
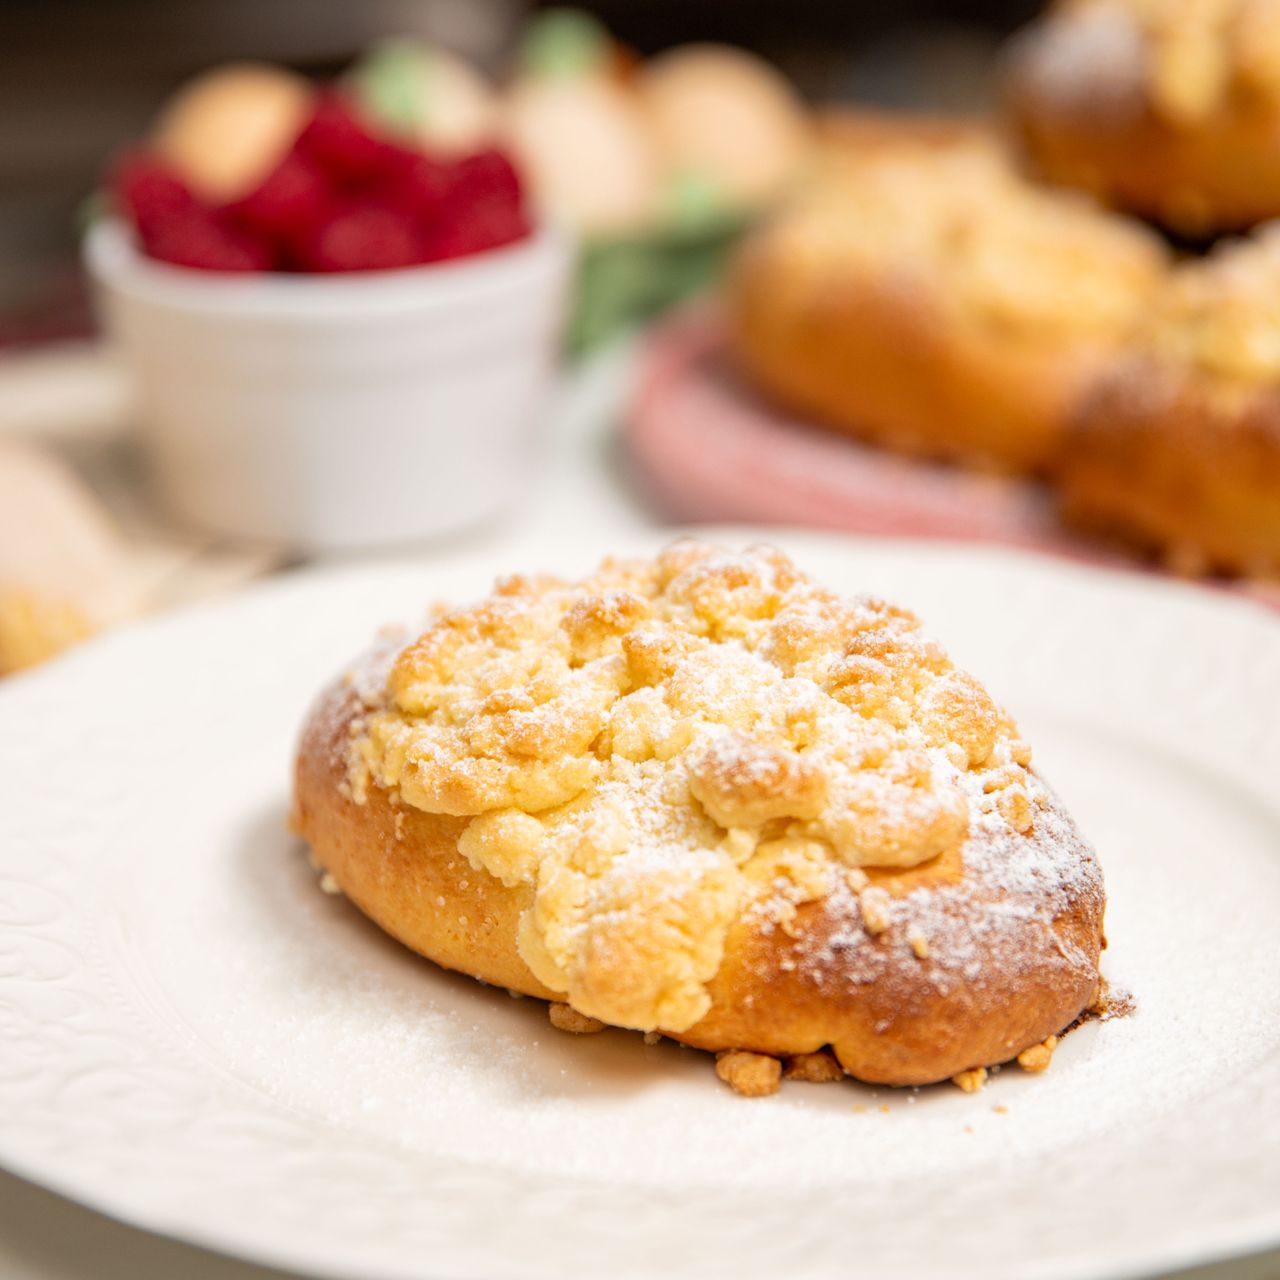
xmin=447 ymin=148 xmax=523 ymax=213
xmin=295 ymin=94 xmax=395 ymax=187
xmin=416 ymin=148 xmax=528 ymax=261
xmin=110 ymin=149 xmax=196 ymax=236
xmin=376 ymin=146 xmax=453 ymax=225
xmin=298 ymin=202 xmax=424 ymax=271
xmin=143 ymin=209 xmax=273 ymax=272
xmin=423 ymin=199 xmax=531 ymax=263
xmin=226 ymin=150 xmax=330 ymax=246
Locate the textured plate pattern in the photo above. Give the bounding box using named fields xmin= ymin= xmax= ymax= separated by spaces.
xmin=1 ymin=530 xmax=1278 ymax=1280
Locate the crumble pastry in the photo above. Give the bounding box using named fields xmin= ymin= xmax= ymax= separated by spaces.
xmin=727 ymin=113 xmax=1167 ymax=474
xmin=1060 ymin=226 xmax=1280 ymax=577
xmin=1004 ymin=0 xmax=1280 ymax=234
xmin=291 ymin=541 xmax=1106 ymax=1090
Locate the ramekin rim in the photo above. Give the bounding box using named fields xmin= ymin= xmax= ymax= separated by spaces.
xmin=84 ymin=217 xmax=575 ymax=317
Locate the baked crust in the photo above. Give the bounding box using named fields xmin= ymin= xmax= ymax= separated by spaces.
xmin=727 ymin=114 xmax=1166 ymax=474
xmin=1059 ymin=227 xmax=1280 ymax=575
xmin=291 ymin=543 xmax=1106 ymax=1087
xmin=1004 ymin=0 xmax=1280 ymax=234
xmin=1060 ymin=359 xmax=1280 ymax=575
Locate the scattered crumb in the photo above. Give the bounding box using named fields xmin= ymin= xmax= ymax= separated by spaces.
xmin=878 ymin=1103 xmax=890 ymax=1114
xmin=548 ymin=1003 xmax=606 ymax=1034
xmin=1017 ymin=1035 xmax=1058 ymax=1074
xmin=715 ymin=1051 xmax=782 ymax=1097
xmin=852 ymin=1103 xmax=867 ymax=1114
xmin=963 ymin=1124 xmax=975 ymax=1135
xmin=643 ymin=1031 xmax=662 ymax=1046
xmin=783 ymin=1050 xmax=844 ymax=1083
xmin=318 ymin=872 xmax=342 ymax=896
xmin=1091 ymin=982 xmax=1137 ymax=1022
xmin=859 ymin=885 xmax=892 ymax=935
xmin=993 ymin=1104 xmax=1009 ymax=1115
xmin=952 ymin=1067 xmax=988 ymax=1093
xmin=907 ymin=924 xmax=930 ymax=959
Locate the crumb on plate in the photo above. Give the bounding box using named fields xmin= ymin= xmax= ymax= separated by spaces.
xmin=716 ymin=1050 xmax=782 ymax=1097
xmin=783 ymin=1049 xmax=845 ymax=1083
xmin=548 ymin=1002 xmax=606 ymax=1034
xmin=952 ymin=1066 xmax=988 ymax=1093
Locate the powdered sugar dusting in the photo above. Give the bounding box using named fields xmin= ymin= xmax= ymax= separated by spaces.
xmin=328 ymin=540 xmax=1102 ymax=1041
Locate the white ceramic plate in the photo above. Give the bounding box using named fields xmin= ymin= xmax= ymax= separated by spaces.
xmin=3 ymin=529 xmax=1279 ymax=1280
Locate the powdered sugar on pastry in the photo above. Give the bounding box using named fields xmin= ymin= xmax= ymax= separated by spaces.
xmin=1027 ymin=0 xmax=1280 ymax=122
xmin=348 ymin=541 xmax=1059 ymax=1034
xmin=1147 ymin=223 xmax=1280 ymax=381
xmin=753 ymin=137 xmax=1165 ymax=341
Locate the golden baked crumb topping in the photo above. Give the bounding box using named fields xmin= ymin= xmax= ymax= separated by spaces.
xmin=751 ymin=136 xmax=1166 ymax=340
xmin=351 ymin=542 xmax=1046 ymax=1034
xmin=1147 ymin=224 xmax=1280 ymax=380
xmin=1042 ymin=0 xmax=1280 ymax=122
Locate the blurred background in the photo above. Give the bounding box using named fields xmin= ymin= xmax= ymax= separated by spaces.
xmin=3 ymin=0 xmax=1278 ymax=682
xmin=0 ymin=0 xmax=1037 ymax=338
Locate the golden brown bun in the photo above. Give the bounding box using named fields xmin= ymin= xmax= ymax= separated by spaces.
xmin=1004 ymin=1 xmax=1280 ymax=235
xmin=727 ymin=114 xmax=1168 ymax=474
xmin=1059 ymin=225 xmax=1280 ymax=576
xmin=730 ymin=244 xmax=1085 ymax=475
xmin=294 ymin=669 xmax=1104 ymax=1086
xmin=291 ymin=544 xmax=1106 ymax=1087
xmin=1060 ymin=360 xmax=1280 ymax=576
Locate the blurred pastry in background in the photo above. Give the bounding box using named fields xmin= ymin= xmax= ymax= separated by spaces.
xmin=1004 ymin=0 xmax=1280 ymax=236
xmin=486 ymin=10 xmax=815 ymax=349
xmin=638 ymin=43 xmax=811 ymax=217
xmin=348 ymin=39 xmax=500 ymax=158
xmin=494 ymin=10 xmax=812 ymax=239
xmin=1060 ymin=226 xmax=1280 ymax=577
xmin=728 ymin=114 xmax=1169 ymax=474
xmin=499 ymin=9 xmax=661 ymax=237
xmin=0 ymin=441 xmax=141 ymax=674
xmin=152 ymin=63 xmax=317 ymax=205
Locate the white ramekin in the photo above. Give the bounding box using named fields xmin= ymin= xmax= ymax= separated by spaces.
xmin=85 ymin=218 xmax=572 ymax=551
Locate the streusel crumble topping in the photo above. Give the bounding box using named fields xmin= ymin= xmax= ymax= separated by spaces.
xmin=349 ymin=542 xmax=1050 ymax=1033
xmin=1147 ymin=223 xmax=1280 ymax=381
xmin=756 ymin=141 xmax=1165 ymax=340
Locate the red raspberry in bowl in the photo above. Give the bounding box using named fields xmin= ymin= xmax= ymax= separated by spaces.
xmin=446 ymin=148 xmax=523 ymax=213
xmin=106 ymin=72 xmax=533 ymax=274
xmin=418 ymin=148 xmax=529 ymax=261
xmin=295 ymin=94 xmax=397 ymax=188
xmin=110 ymin=150 xmax=197 ymax=237
xmin=375 ymin=146 xmax=454 ymax=226
xmin=144 ymin=208 xmax=273 ymax=272
xmin=225 ymin=150 xmax=331 ymax=248
xmin=298 ymin=202 xmax=424 ymax=272
xmin=423 ymin=199 xmax=531 ymax=262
